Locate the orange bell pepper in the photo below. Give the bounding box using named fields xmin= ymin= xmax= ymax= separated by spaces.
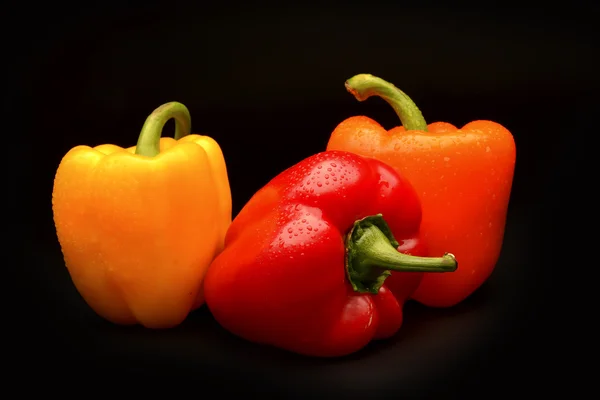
xmin=52 ymin=102 xmax=232 ymax=328
xmin=327 ymin=74 xmax=516 ymax=308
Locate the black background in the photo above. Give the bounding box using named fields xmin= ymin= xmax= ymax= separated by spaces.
xmin=10 ymin=1 xmax=589 ymax=397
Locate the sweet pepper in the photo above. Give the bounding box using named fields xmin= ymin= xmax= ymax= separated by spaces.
xmin=203 ymin=150 xmax=457 ymax=357
xmin=52 ymin=102 xmax=232 ymax=329
xmin=327 ymin=74 xmax=516 ymax=308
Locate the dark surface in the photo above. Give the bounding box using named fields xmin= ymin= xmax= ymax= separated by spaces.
xmin=10 ymin=1 xmax=589 ymax=397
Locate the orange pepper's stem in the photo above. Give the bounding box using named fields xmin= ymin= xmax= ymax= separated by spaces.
xmin=135 ymin=101 xmax=192 ymax=157
xmin=345 ymin=74 xmax=429 ymax=131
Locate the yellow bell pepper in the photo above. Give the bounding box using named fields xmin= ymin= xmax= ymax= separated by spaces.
xmin=52 ymin=102 xmax=232 ymax=329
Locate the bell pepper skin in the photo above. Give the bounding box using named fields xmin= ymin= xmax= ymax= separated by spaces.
xmin=327 ymin=74 xmax=516 ymax=308
xmin=52 ymin=102 xmax=232 ymax=329
xmin=204 ymin=150 xmax=457 ymax=357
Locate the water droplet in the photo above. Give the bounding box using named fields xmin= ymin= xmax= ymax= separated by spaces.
xmin=314 ymin=228 xmax=318 ymax=232
xmin=307 ymin=225 xmax=312 ymax=231
xmin=331 ymin=163 xmax=337 ymax=167
xmin=327 ymin=167 xmax=332 ymax=172
xmin=288 ymin=235 xmax=292 ymax=239
xmin=300 ymin=253 xmax=304 ymax=256
xmin=317 ymin=165 xmax=322 ymax=169
xmin=324 ymin=174 xmax=329 ymax=179
xmin=294 ymin=233 xmax=298 ymax=236
xmin=486 ymin=146 xmax=491 ymax=152
xmin=325 ymin=181 xmax=329 ymax=185
xmin=488 ymin=222 xmax=493 ymax=228
xmin=332 ymin=177 xmax=337 ymax=181
xmin=278 ymin=242 xmax=284 ymax=248
xmin=444 ymin=156 xmax=450 ymax=162
xmin=287 ymin=228 xmax=293 ymax=233
xmin=317 ymin=182 xmax=322 ymax=187
xmin=310 ymin=188 xmax=314 ymax=193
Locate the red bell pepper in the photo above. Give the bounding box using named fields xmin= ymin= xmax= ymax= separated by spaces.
xmin=204 ymin=150 xmax=457 ymax=357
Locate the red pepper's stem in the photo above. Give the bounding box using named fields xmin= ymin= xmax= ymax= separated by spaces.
xmin=345 ymin=74 xmax=429 ymax=131
xmin=346 ymin=215 xmax=457 ymax=294
xmin=135 ymin=102 xmax=192 ymax=157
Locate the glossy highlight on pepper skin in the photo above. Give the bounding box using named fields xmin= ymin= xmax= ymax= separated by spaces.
xmin=52 ymin=102 xmax=232 ymax=329
xmin=327 ymin=74 xmax=516 ymax=308
xmin=204 ymin=150 xmax=457 ymax=357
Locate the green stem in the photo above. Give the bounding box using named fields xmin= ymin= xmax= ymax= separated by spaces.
xmin=135 ymin=102 xmax=192 ymax=157
xmin=345 ymin=73 xmax=429 ymax=131
xmin=346 ymin=215 xmax=457 ymax=294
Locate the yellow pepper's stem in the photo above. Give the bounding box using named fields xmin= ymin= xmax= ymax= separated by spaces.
xmin=345 ymin=74 xmax=429 ymax=131
xmin=135 ymin=101 xmax=192 ymax=157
